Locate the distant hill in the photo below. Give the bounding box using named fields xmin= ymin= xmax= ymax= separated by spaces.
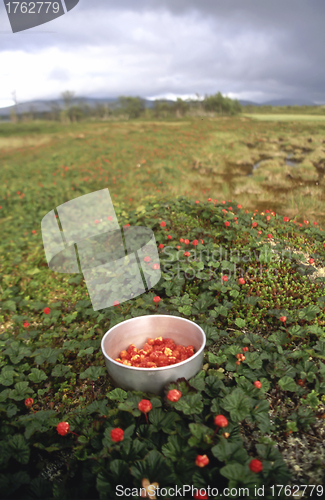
xmin=0 ymin=97 xmax=173 ymax=117
xmin=261 ymin=98 xmax=317 ymax=106
xmin=0 ymin=96 xmax=319 ymax=117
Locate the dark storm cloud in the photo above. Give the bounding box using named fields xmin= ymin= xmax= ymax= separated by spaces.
xmin=0 ymin=0 xmax=324 ymax=103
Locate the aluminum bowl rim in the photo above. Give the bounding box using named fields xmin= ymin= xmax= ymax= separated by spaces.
xmin=101 ymin=314 xmax=206 ymax=372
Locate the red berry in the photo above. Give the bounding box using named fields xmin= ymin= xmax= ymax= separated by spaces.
xmin=24 ymin=398 xmax=34 ymax=408
xmin=138 ymin=399 xmax=152 ymax=414
xmin=224 ymin=221 xmax=230 ymax=227
xmin=254 ymin=381 xmax=262 ymax=389
xmin=44 ymin=307 xmax=51 ymax=314
xmin=110 ymin=428 xmax=124 ymax=442
xmin=167 ymin=389 xmax=182 ymax=402
xmin=249 ymin=459 xmax=263 ymax=473
xmin=238 ymin=278 xmax=245 ymax=285
xmin=193 ymin=490 xmax=208 ymax=500
xmin=57 ymin=422 xmax=69 ymax=436
xmin=195 ymin=454 xmax=209 ymax=467
xmin=280 ymin=316 xmax=287 ymax=323
xmin=214 ymin=415 xmax=228 ymax=428
xmin=252 ymin=222 xmax=257 ymax=227
xmin=153 ymin=296 xmax=161 ymax=304
xmin=309 ymin=258 xmax=314 ymax=264
xmin=243 ymin=347 xmax=249 ymax=352
xmin=160 ymin=221 xmax=166 ymax=227
xmin=222 ymin=275 xmax=228 ymax=282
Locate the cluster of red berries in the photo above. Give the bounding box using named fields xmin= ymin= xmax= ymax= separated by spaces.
xmin=115 ymin=337 xmax=195 ymax=368
xmin=235 ymin=347 xmax=249 ymax=365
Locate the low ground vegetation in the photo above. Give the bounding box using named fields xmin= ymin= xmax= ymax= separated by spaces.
xmin=1 ymin=118 xmax=325 ymax=498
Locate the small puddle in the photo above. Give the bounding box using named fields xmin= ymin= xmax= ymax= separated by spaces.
xmin=285 ymin=153 xmax=301 ymax=167
xmin=247 ymin=154 xmax=301 ymax=177
xmin=247 ymin=157 xmax=273 ymax=177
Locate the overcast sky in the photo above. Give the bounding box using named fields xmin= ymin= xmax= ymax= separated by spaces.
xmin=0 ymin=0 xmax=324 ymax=108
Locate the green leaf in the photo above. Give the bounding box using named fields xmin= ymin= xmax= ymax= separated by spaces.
xmin=212 ymin=437 xmax=249 ymax=464
xmin=189 ymin=372 xmax=206 ymax=391
xmin=269 ymin=331 xmax=289 ymax=345
xmin=306 ymin=325 xmax=325 ymax=336
xmin=204 ymin=376 xmax=225 ymax=398
xmin=107 ymin=388 xmax=128 ymax=402
xmin=34 ymin=347 xmax=60 ymax=365
xmin=220 ymin=463 xmax=247 ymax=481
xmin=2 ymin=300 xmax=17 ymax=312
xmin=244 ymin=296 xmax=260 ymax=306
xmin=243 ymin=352 xmax=263 ymax=370
xmin=51 ymin=365 xmax=72 ymax=378
xmin=6 ymin=404 xmax=18 ymax=418
xmin=288 ymin=325 xmax=306 ymax=338
xmin=0 ymin=389 xmax=10 ymax=402
xmin=235 ymin=318 xmax=246 ymax=328
xmin=207 ymin=352 xmax=227 ymax=366
xmin=214 ymin=305 xmax=229 ymax=317
xmin=79 ymin=366 xmax=106 ymax=381
xmin=7 ymin=434 xmax=30 ymax=464
xmin=298 ymin=304 xmax=321 ymax=321
xmin=278 ymin=376 xmax=299 ymax=392
xmin=260 ymin=378 xmax=270 ymax=392
xmin=4 ymin=342 xmax=31 ymax=364
xmin=9 ymin=382 xmax=33 ymax=401
xmin=174 ymin=393 xmax=204 ymax=415
xmin=188 ymin=422 xmax=214 ymax=444
xmin=130 ymin=449 xmax=173 ymax=484
xmin=78 ymin=346 xmax=95 ymax=357
xmin=26 ymin=268 xmax=41 ymax=276
xmin=149 ymin=408 xmax=180 ymax=432
xmin=220 ymin=388 xmax=251 ymax=422
xmin=250 ymin=400 xmax=271 ymax=433
xmin=0 ymin=472 xmax=30 ymax=495
xmin=162 ymin=435 xmax=194 ymax=462
xmin=118 ymin=395 xmax=141 ymax=417
xmin=0 ymin=367 xmax=16 ymax=387
xmin=28 ymin=368 xmax=48 ymax=384
xmin=178 ymin=305 xmax=192 ymax=316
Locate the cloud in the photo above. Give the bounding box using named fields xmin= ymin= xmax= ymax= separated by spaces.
xmin=0 ymin=0 xmax=324 ymax=103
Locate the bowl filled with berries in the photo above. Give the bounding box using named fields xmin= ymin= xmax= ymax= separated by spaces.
xmin=101 ymin=314 xmax=206 ymax=394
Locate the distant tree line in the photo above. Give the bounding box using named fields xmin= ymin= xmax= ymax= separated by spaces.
xmin=5 ymin=90 xmax=243 ymax=123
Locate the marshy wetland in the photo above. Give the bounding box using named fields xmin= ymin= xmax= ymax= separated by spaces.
xmin=1 ymin=114 xmax=325 ymax=233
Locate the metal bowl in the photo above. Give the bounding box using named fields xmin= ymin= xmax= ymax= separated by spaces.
xmin=101 ymin=314 xmax=206 ymax=395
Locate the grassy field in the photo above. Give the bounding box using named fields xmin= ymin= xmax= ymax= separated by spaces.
xmin=1 ymin=116 xmax=325 ymax=498
xmin=244 ymin=114 xmax=325 ymax=122
xmin=1 ymin=114 xmax=325 ymax=235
